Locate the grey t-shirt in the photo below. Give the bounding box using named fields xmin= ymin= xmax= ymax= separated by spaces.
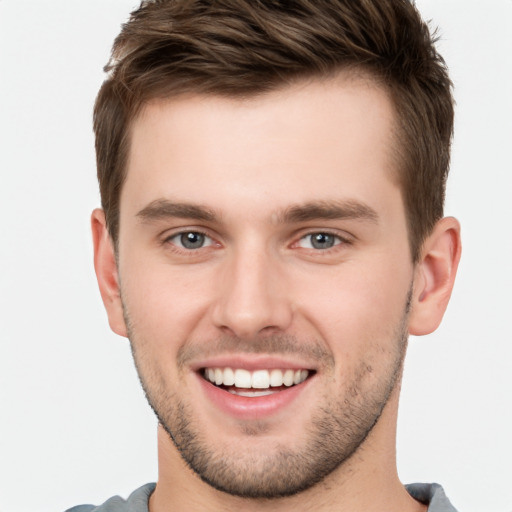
xmin=65 ymin=482 xmax=457 ymax=511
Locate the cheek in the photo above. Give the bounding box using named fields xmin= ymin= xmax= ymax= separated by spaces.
xmin=294 ymin=257 xmax=411 ymax=355
xmin=119 ymin=257 xmax=215 ymax=354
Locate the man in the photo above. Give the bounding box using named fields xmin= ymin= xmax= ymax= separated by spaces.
xmin=69 ymin=0 xmax=461 ymax=510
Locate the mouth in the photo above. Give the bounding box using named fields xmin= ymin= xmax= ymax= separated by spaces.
xmin=201 ymin=367 xmax=313 ymax=397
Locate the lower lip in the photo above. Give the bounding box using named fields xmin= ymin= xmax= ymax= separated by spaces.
xmin=197 ymin=373 xmax=312 ymax=420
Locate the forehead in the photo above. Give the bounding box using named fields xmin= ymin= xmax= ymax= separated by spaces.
xmin=122 ymin=76 xmax=399 ymax=221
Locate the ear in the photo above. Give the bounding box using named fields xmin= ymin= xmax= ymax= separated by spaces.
xmin=91 ymin=208 xmax=128 ymax=338
xmin=408 ymin=216 xmax=461 ymax=336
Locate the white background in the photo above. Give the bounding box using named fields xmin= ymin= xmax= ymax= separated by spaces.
xmin=0 ymin=1 xmax=511 ymax=511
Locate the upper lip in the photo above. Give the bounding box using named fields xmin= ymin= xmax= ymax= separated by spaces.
xmin=189 ymin=355 xmax=317 ymax=372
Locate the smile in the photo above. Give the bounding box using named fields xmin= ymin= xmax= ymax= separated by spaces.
xmin=202 ymin=367 xmax=311 ymax=396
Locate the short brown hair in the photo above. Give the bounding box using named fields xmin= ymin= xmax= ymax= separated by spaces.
xmin=94 ymin=0 xmax=454 ymax=262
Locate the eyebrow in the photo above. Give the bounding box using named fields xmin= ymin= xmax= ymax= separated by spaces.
xmin=136 ymin=198 xmax=379 ymax=225
xmin=279 ymin=200 xmax=379 ymax=224
xmin=136 ymin=199 xmax=216 ymax=222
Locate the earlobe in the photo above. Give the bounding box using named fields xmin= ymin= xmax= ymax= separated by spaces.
xmin=91 ymin=209 xmax=128 ymax=338
xmin=408 ymin=217 xmax=462 ymax=336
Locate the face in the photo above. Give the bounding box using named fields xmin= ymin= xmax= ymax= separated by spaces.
xmin=114 ymin=77 xmax=416 ymax=497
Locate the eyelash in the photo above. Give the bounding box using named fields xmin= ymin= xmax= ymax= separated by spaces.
xmin=162 ymin=229 xmax=351 ymax=256
xmin=295 ymin=232 xmax=349 ymax=251
xmin=163 ymin=230 xmax=215 ymax=252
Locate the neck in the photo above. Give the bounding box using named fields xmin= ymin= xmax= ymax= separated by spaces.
xmin=149 ymin=387 xmax=426 ymax=512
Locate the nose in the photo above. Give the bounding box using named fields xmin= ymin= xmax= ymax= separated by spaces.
xmin=211 ymin=246 xmax=293 ymax=339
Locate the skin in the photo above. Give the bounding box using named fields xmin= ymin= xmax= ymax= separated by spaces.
xmin=92 ymin=75 xmax=461 ymax=512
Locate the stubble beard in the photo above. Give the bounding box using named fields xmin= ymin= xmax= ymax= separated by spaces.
xmin=124 ymin=295 xmax=410 ymax=500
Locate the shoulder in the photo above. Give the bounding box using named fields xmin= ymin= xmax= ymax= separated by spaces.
xmin=406 ymin=482 xmax=459 ymax=512
xmin=64 ymin=483 xmax=156 ymax=512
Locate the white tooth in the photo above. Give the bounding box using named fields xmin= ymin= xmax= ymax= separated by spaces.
xmin=252 ymin=370 xmax=270 ymax=389
xmin=283 ymin=369 xmax=294 ymax=386
xmin=293 ymin=370 xmax=302 ymax=384
xmin=207 ymin=368 xmax=215 ymax=383
xmin=214 ymin=368 xmax=223 ymax=385
xmin=270 ymin=369 xmax=284 ymax=387
xmin=234 ymin=369 xmax=252 ymax=388
xmin=300 ymin=370 xmax=309 ymax=382
xmin=223 ymin=367 xmax=235 ymax=386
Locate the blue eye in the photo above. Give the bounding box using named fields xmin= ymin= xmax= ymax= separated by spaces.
xmin=170 ymin=231 xmax=213 ymax=250
xmin=298 ymin=233 xmax=341 ymax=250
